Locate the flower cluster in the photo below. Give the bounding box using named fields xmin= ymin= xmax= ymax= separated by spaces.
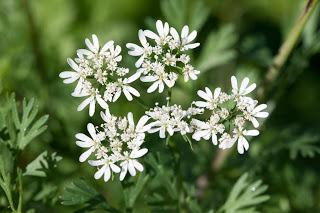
xmin=191 ymin=76 xmax=269 ymax=154
xmin=146 ymin=104 xmax=203 ymax=138
xmin=76 ymin=111 xmax=151 ymax=181
xmin=126 ymin=20 xmax=200 ymax=93
xmin=60 ymin=34 xmax=140 ymax=116
xmin=60 ymin=20 xmax=270 ymax=182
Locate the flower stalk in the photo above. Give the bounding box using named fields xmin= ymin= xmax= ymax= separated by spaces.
xmin=212 ymin=0 xmax=319 ymax=173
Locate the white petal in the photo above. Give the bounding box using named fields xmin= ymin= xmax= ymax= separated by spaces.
xmin=133 ymin=160 xmax=144 ymax=172
xmin=255 ymin=112 xmax=269 ymax=118
xmin=240 ymin=77 xmax=249 ymax=94
xmin=128 ymin=160 xmax=136 ymax=176
xmin=214 ymin=88 xmax=221 ymax=99
xmin=187 ymin=30 xmax=197 ymax=43
xmin=67 ymin=58 xmax=79 ymax=71
xmin=100 ymin=40 xmax=114 ymax=53
xmin=147 ymin=81 xmax=159 ymax=93
xmin=244 ymin=129 xmax=259 ymax=136
xmin=87 ymin=123 xmax=97 ymax=140
xmin=231 ymin=76 xmax=238 ymax=91
xmin=141 ymin=76 xmax=158 ymax=82
xmin=124 ymin=71 xmax=141 ymax=84
xmin=92 ymin=34 xmax=100 ymax=51
xmin=195 ymin=101 xmax=209 ymax=108
xmin=103 ymin=166 xmax=111 ymax=182
xmin=184 ymin=43 xmax=200 ymax=49
xmin=159 ymin=127 xmax=166 ymax=138
xmin=120 ymin=163 xmax=128 ymax=181
xmin=243 ymin=83 xmax=256 ymax=95
xmin=123 ymin=88 xmax=133 ymax=101
xmin=79 ymin=147 xmax=94 ymax=162
xmin=110 ymin=164 xmax=121 ymax=173
xmin=237 ymin=136 xmax=249 ymax=154
xmin=181 ymin=25 xmax=189 ymax=38
xmin=75 ymin=133 xmax=93 ymax=144
xmin=136 ymin=116 xmax=150 ymax=131
xmin=170 ymin=27 xmax=180 ymax=42
xmin=127 ymin=112 xmax=135 ymax=129
xmin=251 ymin=117 xmax=260 ymax=128
xmin=143 ymin=30 xmax=159 ymax=40
xmin=125 ymin=86 xmax=140 ymax=97
xmin=112 ymin=88 xmax=122 ymax=102
xmin=211 ymin=134 xmax=218 ymax=145
xmin=253 ymin=104 xmax=268 ymax=113
xmin=89 ymin=99 xmax=96 ymax=116
xmin=76 ymin=140 xmax=94 ymax=148
xmin=138 ymin=30 xmax=148 ymax=47
xmin=96 ymin=96 xmax=109 ymax=109
xmin=77 ymin=96 xmax=93 ymax=111
xmin=130 ymin=148 xmax=148 ymax=158
xmin=156 ymin=20 xmax=164 ymax=37
xmin=94 ymin=165 xmax=106 ymax=179
xmin=89 ymin=159 xmax=105 ymax=166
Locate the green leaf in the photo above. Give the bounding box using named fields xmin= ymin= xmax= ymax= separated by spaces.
xmin=124 ymin=174 xmax=150 ymax=208
xmin=219 ymin=173 xmax=269 ymax=213
xmin=288 ymin=133 xmax=320 ymax=159
xmin=24 ymin=151 xmax=62 ymax=177
xmin=197 ymin=24 xmax=238 ymax=72
xmin=60 ymin=179 xmax=102 ymax=206
xmin=0 ymin=143 xmax=14 ymax=177
xmin=161 ymin=0 xmax=209 ymax=31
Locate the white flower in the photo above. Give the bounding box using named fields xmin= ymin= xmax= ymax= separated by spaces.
xmin=183 ymin=64 xmax=200 ymax=81
xmin=75 ymin=123 xmax=101 ymax=162
xmin=218 ymin=133 xmax=236 ymax=150
xmin=59 ymin=58 xmax=86 ymax=95
xmin=127 ymin=30 xmax=152 ymax=68
xmin=147 ymin=104 xmax=192 ymax=138
xmin=170 ymin=25 xmax=200 ymax=50
xmin=77 ymin=34 xmax=114 ymax=58
xmin=141 ymin=72 xmax=177 ymax=93
xmin=233 ymin=128 xmax=259 ymax=154
xmin=192 ymin=115 xmax=225 ymax=145
xmin=245 ymin=103 xmax=269 ymax=128
xmin=144 ymin=20 xmax=170 ymax=44
xmin=195 ymin=87 xmax=221 ymax=110
xmin=89 ymin=158 xmax=121 ymax=182
xmin=231 ymin=76 xmax=256 ymax=96
xmin=119 ymin=148 xmax=148 ymax=181
xmin=74 ymin=88 xmax=109 ymax=117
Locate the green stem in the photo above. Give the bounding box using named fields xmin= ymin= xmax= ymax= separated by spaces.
xmin=258 ymin=0 xmax=319 ymax=98
xmin=0 ymin=175 xmax=16 ymax=212
xmin=213 ymin=0 xmax=319 ymax=173
xmin=17 ymin=169 xmax=23 ymax=213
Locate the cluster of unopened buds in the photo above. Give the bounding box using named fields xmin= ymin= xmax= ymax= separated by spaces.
xmin=60 ymin=20 xmax=269 ymax=182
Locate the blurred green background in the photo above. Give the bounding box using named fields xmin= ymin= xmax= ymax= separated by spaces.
xmin=1 ymin=0 xmax=320 ymax=212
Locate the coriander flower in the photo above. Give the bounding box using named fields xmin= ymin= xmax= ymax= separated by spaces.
xmin=191 ymin=115 xmax=225 ymax=145
xmin=233 ymin=127 xmax=259 ymax=154
xmin=75 ymin=123 xmax=102 ymax=162
xmin=127 ymin=20 xmax=201 ymax=93
xmin=231 ymin=76 xmax=256 ymax=96
xmin=244 ymin=103 xmax=269 ymax=128
xmin=89 ymin=157 xmax=121 ymax=182
xmin=170 ymin=25 xmax=200 ymax=51
xmin=195 ymin=87 xmax=222 ymax=110
xmin=191 ymin=76 xmax=268 ymax=154
xmin=119 ymin=148 xmax=148 ymax=181
xmin=147 ymin=104 xmax=193 ymax=138
xmin=60 ymin=34 xmax=141 ymax=116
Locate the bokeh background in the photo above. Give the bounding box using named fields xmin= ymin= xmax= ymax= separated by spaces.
xmin=1 ymin=0 xmax=320 ymax=212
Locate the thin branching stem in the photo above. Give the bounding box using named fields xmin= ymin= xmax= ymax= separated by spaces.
xmin=211 ymin=0 xmax=319 ymax=173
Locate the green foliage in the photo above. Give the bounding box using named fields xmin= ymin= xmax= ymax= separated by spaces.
xmin=218 ymin=173 xmax=270 ymax=213
xmin=287 ymin=133 xmax=320 ymax=159
xmin=196 ymin=24 xmax=238 ymax=72
xmin=60 ymin=179 xmax=102 ymax=206
xmin=2 ymin=94 xmax=48 ymax=150
xmin=24 ymin=151 xmax=62 ymax=177
xmin=161 ymin=0 xmax=209 ymax=30
xmin=0 ymin=94 xmax=58 ymax=212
